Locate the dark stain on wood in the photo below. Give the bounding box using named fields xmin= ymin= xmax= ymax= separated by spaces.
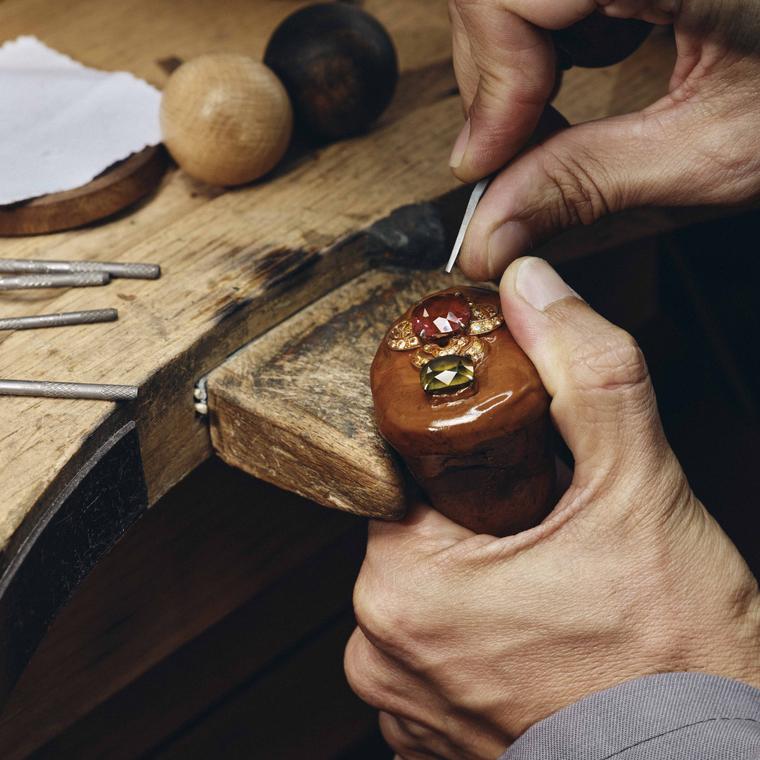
xmin=210 ymin=246 xmax=320 ymax=325
xmin=250 ymin=246 xmax=320 ymax=291
xmin=213 ymin=297 xmax=255 ymax=325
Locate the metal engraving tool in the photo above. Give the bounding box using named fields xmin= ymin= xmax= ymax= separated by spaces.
xmin=445 ymin=176 xmax=492 ymax=274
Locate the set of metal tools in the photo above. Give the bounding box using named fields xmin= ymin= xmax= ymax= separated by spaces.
xmin=0 ymin=257 xmax=161 ymax=402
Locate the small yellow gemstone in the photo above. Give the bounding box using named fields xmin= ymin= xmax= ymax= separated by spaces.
xmin=420 ymin=354 xmax=475 ymax=394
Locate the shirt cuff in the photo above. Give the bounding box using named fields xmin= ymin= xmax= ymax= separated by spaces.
xmin=501 ymin=672 xmax=760 ymax=760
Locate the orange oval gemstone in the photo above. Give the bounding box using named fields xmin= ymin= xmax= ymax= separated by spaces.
xmin=411 ymin=293 xmax=471 ymax=341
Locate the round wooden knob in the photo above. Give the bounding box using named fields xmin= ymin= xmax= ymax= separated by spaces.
xmin=264 ymin=3 xmax=398 ymax=142
xmin=160 ymin=54 xmax=293 ymax=186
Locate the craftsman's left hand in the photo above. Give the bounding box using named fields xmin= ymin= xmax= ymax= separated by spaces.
xmin=344 ymin=257 xmax=760 ymax=759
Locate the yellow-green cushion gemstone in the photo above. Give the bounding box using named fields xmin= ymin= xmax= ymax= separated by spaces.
xmin=420 ymin=354 xmax=475 ymax=394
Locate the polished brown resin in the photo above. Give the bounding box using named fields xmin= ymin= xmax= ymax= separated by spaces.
xmin=371 ymin=287 xmax=555 ymax=536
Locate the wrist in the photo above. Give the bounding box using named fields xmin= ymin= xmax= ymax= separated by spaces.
xmin=733 ymin=591 xmax=760 ymax=688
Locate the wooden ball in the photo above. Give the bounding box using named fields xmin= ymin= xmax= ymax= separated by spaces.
xmin=160 ymin=54 xmax=293 ymax=186
xmin=264 ymin=3 xmax=398 ymax=142
xmin=552 ymin=13 xmax=653 ymax=68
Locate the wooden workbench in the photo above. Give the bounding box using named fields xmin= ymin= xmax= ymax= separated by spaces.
xmin=0 ymin=0 xmax=685 ymax=718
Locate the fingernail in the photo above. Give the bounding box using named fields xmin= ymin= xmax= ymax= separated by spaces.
xmin=449 ymin=119 xmax=470 ymax=168
xmin=487 ymin=222 xmax=532 ymax=279
xmin=515 ymin=257 xmax=579 ymax=311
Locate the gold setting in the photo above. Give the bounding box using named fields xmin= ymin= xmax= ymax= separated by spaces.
xmin=468 ymin=302 xmax=504 ymax=335
xmin=411 ymin=336 xmax=486 ymax=369
xmin=387 ymin=319 xmax=421 ymax=351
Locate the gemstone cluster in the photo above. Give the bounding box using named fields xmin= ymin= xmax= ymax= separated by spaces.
xmin=386 ymin=290 xmax=504 ymax=396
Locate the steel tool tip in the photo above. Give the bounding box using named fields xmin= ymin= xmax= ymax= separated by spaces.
xmin=445 ymin=177 xmax=492 ymax=274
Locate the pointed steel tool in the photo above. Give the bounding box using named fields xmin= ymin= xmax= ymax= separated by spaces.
xmin=0 ymin=379 xmax=138 ymax=401
xmin=0 ymin=272 xmax=110 ymax=290
xmin=0 ymin=309 xmax=118 ymax=331
xmin=445 ymin=177 xmax=492 ymax=274
xmin=0 ymin=258 xmax=161 ymax=280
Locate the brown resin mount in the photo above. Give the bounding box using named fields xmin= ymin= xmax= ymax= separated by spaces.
xmin=371 ymin=286 xmax=556 ymax=536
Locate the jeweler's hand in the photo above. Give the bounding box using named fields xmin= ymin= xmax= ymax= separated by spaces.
xmin=344 ymin=257 xmax=760 ymax=760
xmin=451 ymin=0 xmax=760 ymax=280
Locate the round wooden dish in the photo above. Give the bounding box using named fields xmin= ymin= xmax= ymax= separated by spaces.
xmin=0 ymin=146 xmax=168 ymax=236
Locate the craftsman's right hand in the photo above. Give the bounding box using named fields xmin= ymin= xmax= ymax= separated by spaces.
xmin=450 ymin=0 xmax=760 ymax=280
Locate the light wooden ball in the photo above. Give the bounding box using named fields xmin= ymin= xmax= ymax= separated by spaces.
xmin=160 ymin=54 xmax=293 ymax=186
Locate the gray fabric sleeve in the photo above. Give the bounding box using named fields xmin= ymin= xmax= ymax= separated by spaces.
xmin=501 ymin=672 xmax=760 ymax=760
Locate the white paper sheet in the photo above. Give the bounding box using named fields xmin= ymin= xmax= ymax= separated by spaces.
xmin=0 ymin=36 xmax=161 ymax=205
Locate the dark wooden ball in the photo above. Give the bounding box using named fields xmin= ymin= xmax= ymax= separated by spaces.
xmin=552 ymin=12 xmax=653 ymax=68
xmin=264 ymin=3 xmax=398 ymax=142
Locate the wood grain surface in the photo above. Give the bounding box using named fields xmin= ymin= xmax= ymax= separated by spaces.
xmin=0 ymin=147 xmax=167 ymax=236
xmin=0 ymin=0 xmax=676 ymax=571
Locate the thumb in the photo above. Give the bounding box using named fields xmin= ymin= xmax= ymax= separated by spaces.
xmin=459 ymin=113 xmax=686 ymax=281
xmin=500 ymin=257 xmax=673 ymax=487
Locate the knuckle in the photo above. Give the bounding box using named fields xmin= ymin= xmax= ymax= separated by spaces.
xmin=379 ymin=713 xmax=428 ymax=759
xmin=353 ymin=572 xmax=409 ymax=650
xmin=344 ymin=632 xmax=386 ymax=707
xmin=541 ymin=147 xmax=613 ymax=228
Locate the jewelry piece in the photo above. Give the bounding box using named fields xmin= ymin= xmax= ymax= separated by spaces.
xmin=0 ymin=258 xmax=161 ymax=280
xmin=0 ymin=309 xmax=118 ymax=331
xmin=0 ymin=379 xmax=138 ymax=401
xmin=385 ymin=289 xmax=504 ymax=396
xmin=387 ymin=292 xmax=502 ymax=351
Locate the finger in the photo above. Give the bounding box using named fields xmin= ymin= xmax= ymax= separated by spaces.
xmin=458 ymin=109 xmax=690 ymax=280
xmin=449 ymin=1 xmax=556 ymax=182
xmin=449 ymin=0 xmax=479 ymax=111
xmin=600 ymin=0 xmax=677 ymax=24
xmin=500 ymin=257 xmax=671 ymax=484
